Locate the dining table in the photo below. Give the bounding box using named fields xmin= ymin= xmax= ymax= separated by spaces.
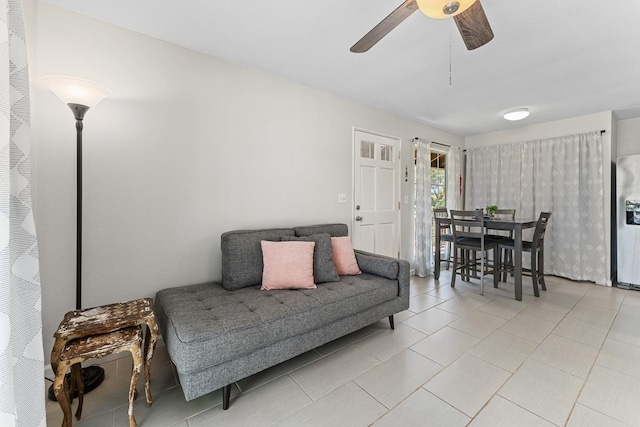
xmin=433 ymin=216 xmax=539 ymax=301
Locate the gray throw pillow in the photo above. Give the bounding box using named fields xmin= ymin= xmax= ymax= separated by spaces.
xmin=221 ymin=228 xmax=295 ymax=290
xmin=281 ymin=233 xmax=340 ymax=283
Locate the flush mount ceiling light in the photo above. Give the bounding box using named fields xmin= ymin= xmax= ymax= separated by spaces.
xmin=503 ymin=108 xmax=530 ymax=121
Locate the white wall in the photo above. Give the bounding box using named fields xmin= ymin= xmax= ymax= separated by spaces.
xmin=617 ymin=118 xmax=640 ymax=157
xmin=30 ymin=2 xmax=463 ymax=354
xmin=465 ymin=111 xmax=615 ymax=284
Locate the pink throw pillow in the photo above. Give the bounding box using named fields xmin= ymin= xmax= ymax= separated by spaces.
xmin=261 ymin=241 xmax=317 ymax=290
xmin=331 ymin=236 xmax=362 ymax=275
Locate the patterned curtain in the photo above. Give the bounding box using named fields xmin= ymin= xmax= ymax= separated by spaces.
xmin=445 ymin=146 xmax=463 ymax=211
xmin=465 ymin=132 xmax=607 ymax=285
xmin=465 ymin=143 xmax=521 ymax=211
xmin=414 ymin=139 xmax=432 ymax=277
xmin=0 ymin=1 xmax=45 ymax=426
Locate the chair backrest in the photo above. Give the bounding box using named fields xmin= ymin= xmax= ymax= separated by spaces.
xmin=490 ymin=208 xmax=516 ymax=237
xmin=532 ymin=212 xmax=552 ymax=248
xmin=450 ymin=209 xmax=485 ymax=240
xmin=433 ymin=207 xmax=448 ymax=218
xmin=433 ymin=207 xmax=451 ymax=233
xmin=494 ymin=209 xmax=515 ymax=220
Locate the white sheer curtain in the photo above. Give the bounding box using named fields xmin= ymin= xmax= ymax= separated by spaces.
xmin=414 ymin=139 xmax=432 ymax=277
xmin=465 ymin=143 xmax=521 ymax=211
xmin=446 ymin=146 xmax=463 ymax=211
xmin=466 ymin=132 xmax=607 ymax=285
xmin=0 ymin=1 xmax=45 ymax=425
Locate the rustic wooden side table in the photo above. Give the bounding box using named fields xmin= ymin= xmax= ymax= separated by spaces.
xmin=54 ymin=326 xmax=145 ymax=427
xmin=51 ymin=298 xmax=159 ymax=426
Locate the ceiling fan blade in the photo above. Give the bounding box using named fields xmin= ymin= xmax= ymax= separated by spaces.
xmin=350 ymin=0 xmax=418 ymax=53
xmin=453 ymin=0 xmax=494 ymax=50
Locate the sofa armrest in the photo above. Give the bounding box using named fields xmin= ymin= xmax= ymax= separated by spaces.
xmin=354 ymin=250 xmax=410 ymax=300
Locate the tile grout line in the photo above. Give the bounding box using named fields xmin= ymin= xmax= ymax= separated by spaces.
xmin=556 ymin=288 xmax=625 ymax=426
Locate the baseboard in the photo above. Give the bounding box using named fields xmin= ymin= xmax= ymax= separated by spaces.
xmin=617 ymin=281 xmax=640 ymax=291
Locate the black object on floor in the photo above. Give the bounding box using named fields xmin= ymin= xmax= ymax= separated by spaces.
xmin=48 ymin=365 xmax=105 ymax=401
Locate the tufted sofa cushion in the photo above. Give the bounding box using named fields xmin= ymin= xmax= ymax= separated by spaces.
xmin=156 ymin=274 xmax=398 ymax=374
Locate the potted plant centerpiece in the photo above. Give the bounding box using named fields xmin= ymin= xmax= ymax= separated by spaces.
xmin=486 ymin=205 xmax=498 ymax=218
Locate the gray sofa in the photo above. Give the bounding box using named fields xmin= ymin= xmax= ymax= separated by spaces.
xmin=155 ymin=223 xmax=410 ymax=409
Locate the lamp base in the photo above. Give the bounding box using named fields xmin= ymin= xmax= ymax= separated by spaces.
xmin=48 ymin=365 xmax=105 ymax=401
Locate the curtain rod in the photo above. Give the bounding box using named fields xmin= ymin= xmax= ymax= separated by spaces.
xmin=415 ymin=130 xmax=605 ymax=151
xmin=459 ymin=130 xmax=607 ymax=155
xmin=413 ymin=137 xmax=452 ymax=149
xmin=417 ymin=130 xmax=604 ymax=142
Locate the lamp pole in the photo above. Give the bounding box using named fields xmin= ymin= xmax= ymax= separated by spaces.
xmin=70 ymin=103 xmax=89 ymax=309
xmin=41 ymin=75 xmax=111 ymax=400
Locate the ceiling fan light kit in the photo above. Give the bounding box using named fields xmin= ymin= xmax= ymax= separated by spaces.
xmin=350 ymin=0 xmax=493 ymax=53
xmin=416 ymin=0 xmax=476 ymax=19
xmin=504 ymin=108 xmax=530 ymax=121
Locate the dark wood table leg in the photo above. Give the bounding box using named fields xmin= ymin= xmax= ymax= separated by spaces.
xmin=434 ymin=218 xmax=441 ymax=280
xmin=493 ymin=246 xmax=499 ymax=288
xmin=514 ymin=225 xmax=523 ymax=301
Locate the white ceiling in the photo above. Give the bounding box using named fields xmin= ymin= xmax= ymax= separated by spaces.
xmin=41 ymin=0 xmax=640 ymax=136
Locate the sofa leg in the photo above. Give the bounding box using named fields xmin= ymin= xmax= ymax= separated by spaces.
xmin=222 ymin=384 xmax=231 ymax=410
xmin=388 ymin=315 xmax=395 ymax=330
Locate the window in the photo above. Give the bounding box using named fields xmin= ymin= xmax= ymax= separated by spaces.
xmin=414 ymin=148 xmax=448 ymax=262
xmin=430 ymin=152 xmax=446 ymax=209
xmin=430 ymin=152 xmax=447 ymax=263
xmin=413 ymin=149 xmax=447 ymax=209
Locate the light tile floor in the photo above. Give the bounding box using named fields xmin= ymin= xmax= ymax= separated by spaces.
xmin=46 ymin=272 xmax=640 ymax=426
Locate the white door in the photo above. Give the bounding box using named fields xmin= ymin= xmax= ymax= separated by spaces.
xmin=353 ymin=129 xmax=400 ymax=257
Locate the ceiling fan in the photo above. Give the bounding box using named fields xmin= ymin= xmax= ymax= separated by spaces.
xmin=351 ymin=0 xmax=494 ymax=53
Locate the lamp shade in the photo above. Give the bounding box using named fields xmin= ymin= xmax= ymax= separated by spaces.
xmin=416 ymin=0 xmax=476 ymax=19
xmin=40 ymin=75 xmax=111 ymax=108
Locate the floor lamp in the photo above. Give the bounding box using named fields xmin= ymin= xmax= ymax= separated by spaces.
xmin=41 ymin=75 xmax=112 ymax=399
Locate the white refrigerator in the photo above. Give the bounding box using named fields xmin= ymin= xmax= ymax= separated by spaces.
xmin=617 ymin=155 xmax=640 ymax=289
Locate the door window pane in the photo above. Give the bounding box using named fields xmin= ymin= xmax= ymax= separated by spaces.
xmin=360 ymin=141 xmax=375 ymax=159
xmin=380 ymin=145 xmax=393 ymax=162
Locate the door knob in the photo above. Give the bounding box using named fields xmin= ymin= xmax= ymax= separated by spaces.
xmin=355 ymin=216 xmax=363 ymax=221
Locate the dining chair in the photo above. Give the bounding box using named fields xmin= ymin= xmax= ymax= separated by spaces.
xmin=498 ymin=212 xmax=552 ymax=297
xmin=433 ymin=207 xmax=453 ymax=270
xmin=489 ymin=208 xmax=516 ymax=281
xmin=449 ymin=210 xmax=500 ymax=295
xmin=492 ymin=208 xmax=516 ymax=224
